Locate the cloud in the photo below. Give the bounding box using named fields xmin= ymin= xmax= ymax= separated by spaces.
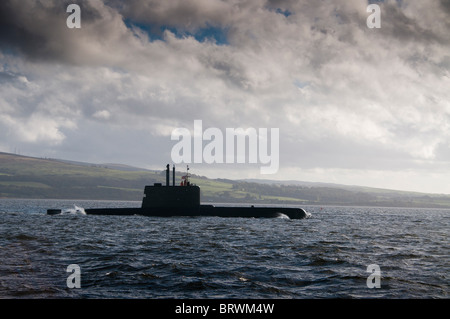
xmin=0 ymin=0 xmax=449 ymax=193
xmin=92 ymin=109 xmax=111 ymax=120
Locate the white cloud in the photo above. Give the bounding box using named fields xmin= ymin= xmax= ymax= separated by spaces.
xmin=92 ymin=110 xmax=111 ymax=120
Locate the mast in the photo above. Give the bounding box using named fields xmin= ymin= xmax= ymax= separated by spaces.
xmin=166 ymin=164 xmax=170 ymax=187
xmin=186 ymin=165 xmax=190 ymax=186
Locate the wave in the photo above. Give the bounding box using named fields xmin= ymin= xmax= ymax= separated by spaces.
xmin=61 ymin=205 xmax=86 ymax=215
xmin=276 ymin=213 xmax=290 ymax=219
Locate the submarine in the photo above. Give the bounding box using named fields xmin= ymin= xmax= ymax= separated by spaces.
xmin=47 ymin=164 xmax=308 ymax=219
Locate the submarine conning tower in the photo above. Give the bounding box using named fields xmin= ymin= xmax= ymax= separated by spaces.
xmin=141 ymin=164 xmax=200 ymax=208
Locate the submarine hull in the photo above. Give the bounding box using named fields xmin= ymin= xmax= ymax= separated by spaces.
xmin=83 ymin=205 xmax=307 ymax=219
xmin=47 ymin=165 xmax=309 ymax=219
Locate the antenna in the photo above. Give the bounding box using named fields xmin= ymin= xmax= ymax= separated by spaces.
xmin=166 ymin=164 xmax=170 ymax=187
xmin=186 ymin=165 xmax=190 ymax=186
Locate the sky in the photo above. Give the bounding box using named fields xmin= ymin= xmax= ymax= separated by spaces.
xmin=1 ymin=0 xmax=450 ymax=194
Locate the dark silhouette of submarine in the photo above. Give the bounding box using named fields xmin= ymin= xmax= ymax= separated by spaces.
xmin=47 ymin=164 xmax=307 ymax=219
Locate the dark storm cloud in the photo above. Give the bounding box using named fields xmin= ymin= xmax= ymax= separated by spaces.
xmin=440 ymin=0 xmax=450 ymax=12
xmin=380 ymin=3 xmax=442 ymax=44
xmin=0 ymin=0 xmax=102 ymax=62
xmin=0 ymin=0 xmax=139 ymax=66
xmin=106 ymin=0 xmax=232 ymax=30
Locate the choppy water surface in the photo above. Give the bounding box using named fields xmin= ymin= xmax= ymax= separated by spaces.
xmin=0 ymin=199 xmax=448 ymax=298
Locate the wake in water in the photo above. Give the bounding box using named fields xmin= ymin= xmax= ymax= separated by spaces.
xmin=276 ymin=210 xmax=312 ymax=219
xmin=61 ymin=205 xmax=86 ymax=215
xmin=276 ymin=213 xmax=291 ymax=219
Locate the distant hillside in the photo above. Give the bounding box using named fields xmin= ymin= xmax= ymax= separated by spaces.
xmin=0 ymin=152 xmax=161 ymax=200
xmin=1 ymin=152 xmax=450 ymax=208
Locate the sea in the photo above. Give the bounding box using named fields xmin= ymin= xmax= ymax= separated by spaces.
xmin=0 ymin=199 xmax=448 ymax=301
